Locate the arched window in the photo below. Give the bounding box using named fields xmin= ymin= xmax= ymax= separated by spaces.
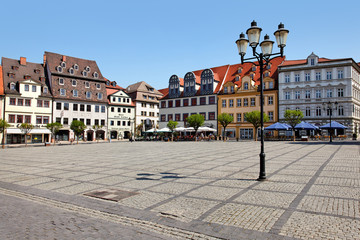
xmin=168 ymin=75 xmax=180 ymax=98
xmin=200 ymin=69 xmax=214 ymax=95
xmin=184 ymin=72 xmax=196 ymax=97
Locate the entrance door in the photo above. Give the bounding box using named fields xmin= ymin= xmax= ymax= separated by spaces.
xmin=87 ymin=131 xmax=93 ymax=141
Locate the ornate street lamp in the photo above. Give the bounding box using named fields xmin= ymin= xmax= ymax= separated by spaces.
xmin=322 ymin=101 xmax=338 ymax=142
xmin=236 ymin=21 xmax=289 ymax=181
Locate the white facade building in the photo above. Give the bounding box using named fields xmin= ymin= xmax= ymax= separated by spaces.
xmin=278 ymin=53 xmax=360 ymax=136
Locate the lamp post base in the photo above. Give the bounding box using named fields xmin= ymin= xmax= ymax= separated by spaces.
xmin=257 ymin=176 xmax=267 ymax=181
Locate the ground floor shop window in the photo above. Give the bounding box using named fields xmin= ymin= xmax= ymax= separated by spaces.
xmin=240 ymin=128 xmax=253 ymax=139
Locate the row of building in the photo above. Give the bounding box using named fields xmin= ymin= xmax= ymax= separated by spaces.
xmin=0 ymin=52 xmax=163 ymax=144
xmin=158 ymin=53 xmax=360 ymax=139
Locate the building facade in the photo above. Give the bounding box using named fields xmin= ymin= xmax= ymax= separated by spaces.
xmin=218 ymin=57 xmax=284 ymax=139
xmin=159 ymin=65 xmax=230 ymax=130
xmin=44 ymin=52 xmax=108 ymax=141
xmin=126 ymin=81 xmax=162 ymax=132
xmin=1 ymin=57 xmax=52 ymax=144
xmin=106 ymin=80 xmax=135 ymax=139
xmin=278 ymin=53 xmax=360 ymax=136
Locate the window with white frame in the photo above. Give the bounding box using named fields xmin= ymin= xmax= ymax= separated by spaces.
xmin=236 ymin=113 xmax=241 ymax=122
xmin=243 ymin=98 xmax=248 ymax=106
xmin=250 ymin=98 xmax=255 ymax=106
xmin=306 ymin=107 xmax=311 ymax=116
xmin=327 ymin=89 xmax=333 ymax=98
xmin=285 ymin=74 xmax=290 ymax=83
xmin=285 ymin=92 xmax=290 ymax=100
xmin=268 ymin=111 xmax=274 ymax=121
xmin=268 ymin=96 xmax=273 ymax=105
xmin=86 ymin=91 xmax=91 ymax=99
xmin=230 ymin=85 xmax=234 ymax=93
xmin=98 ymin=93 xmax=103 ymax=100
xmin=59 ymin=78 xmax=64 ymax=85
xmin=295 ymin=91 xmax=300 ymax=99
xmin=73 ymin=90 xmax=78 ymax=97
xmin=69 ymin=68 xmax=74 ymax=75
xmin=222 ymin=99 xmax=226 ymax=108
xmin=338 ymin=105 xmax=344 ymax=116
xmin=305 ymin=73 xmax=310 ymax=81
xmin=72 ymin=79 xmax=77 ymax=86
xmin=85 ymin=82 xmax=90 ymax=88
xmin=43 ymin=87 xmax=48 ymax=94
xmin=237 ymin=98 xmax=241 ymax=107
xmin=244 ymin=82 xmax=248 ymax=90
xmin=316 ymin=90 xmax=321 ymax=98
xmin=310 ymin=58 xmax=315 ymax=65
xmin=316 ymin=106 xmax=322 ymax=116
xmin=60 ymin=88 xmax=66 ymax=96
xmin=229 ymin=99 xmax=234 ymax=107
xmin=295 ymin=74 xmax=300 ymax=82
xmin=326 ymin=71 xmax=332 ymax=80
xmin=224 ymin=87 xmax=228 ymax=93
xmin=338 ymin=70 xmax=343 ymax=79
xmin=305 ymin=90 xmax=311 ymax=99
xmin=96 ymin=83 xmax=101 ymax=89
xmin=316 ymin=72 xmax=321 ymax=80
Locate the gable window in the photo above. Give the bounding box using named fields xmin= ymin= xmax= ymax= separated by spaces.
xmin=59 ymin=78 xmax=64 ymax=85
xmin=32 ymin=85 xmax=36 ymax=92
xmin=43 ymin=87 xmax=48 ymax=94
xmin=310 ymin=58 xmax=315 ymax=65
xmin=230 ymin=86 xmax=234 ymax=93
xmin=60 ymin=89 xmax=66 ymax=96
xmin=24 ymin=84 xmax=29 ymax=91
xmin=224 ymin=87 xmax=228 ymax=94
xmin=72 ymin=79 xmax=77 ymax=86
xmin=244 ymin=82 xmax=249 ymax=90
xmin=86 ymin=91 xmax=91 ymax=99
xmin=73 ymin=90 xmax=78 ymax=97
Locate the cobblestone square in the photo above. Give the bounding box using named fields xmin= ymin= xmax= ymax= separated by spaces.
xmin=0 ymin=141 xmax=359 ymax=239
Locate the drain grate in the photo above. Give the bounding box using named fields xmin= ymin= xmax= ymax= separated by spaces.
xmin=84 ymin=188 xmax=139 ymax=202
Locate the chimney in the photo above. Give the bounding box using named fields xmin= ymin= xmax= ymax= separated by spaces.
xmin=62 ymin=55 xmax=66 ymax=62
xmin=43 ymin=54 xmax=47 ymax=67
xmin=20 ymin=57 xmax=26 ymax=66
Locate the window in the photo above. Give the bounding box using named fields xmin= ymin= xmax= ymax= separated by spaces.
xmin=63 ymin=118 xmax=68 ymax=125
xmin=36 ymin=116 xmax=42 ymax=124
xmin=94 ymin=119 xmax=99 ymax=125
xmin=122 ymin=121 xmax=126 ymax=126
xmin=327 ymin=89 xmax=333 ymax=98
xmin=285 ymin=74 xmax=290 ymax=83
xmin=17 ymin=115 xmax=23 ymax=123
xmin=183 ymin=99 xmax=189 ymax=107
xmin=338 ymin=106 xmax=344 ymax=116
xmin=316 ymin=72 xmax=321 ymax=80
xmin=285 ymin=92 xmax=290 ymax=100
xmin=25 ymin=85 xmax=29 ymax=91
xmin=25 ymin=115 xmax=31 ymax=123
xmin=85 ymin=82 xmax=90 ymax=88
xmin=269 ymin=81 xmax=274 ymax=89
xmin=37 ymin=100 xmax=43 ymax=107
xmin=69 ymin=68 xmax=74 ymax=75
xmin=199 ymin=112 xmax=206 ymax=120
xmin=316 ymin=90 xmax=321 ymax=98
xmin=86 ymin=91 xmax=91 ymax=99
xmin=43 ymin=87 xmax=48 ymax=94
xmin=306 ymin=107 xmax=311 ymax=116
xmin=229 ymin=99 xmax=234 ymax=107
xmin=295 ymin=91 xmax=301 ymax=99
xmin=73 ymin=104 xmax=78 ymax=111
xmin=191 ymin=98 xmax=197 ymax=106
xmin=237 ymin=98 xmax=241 ymax=107
xmin=85 ymin=66 xmax=91 ymax=72
xmin=94 ymin=72 xmax=99 ymax=78
xmin=268 ymin=96 xmax=273 ymax=105
xmin=208 ymin=96 xmax=215 ymax=105
xmin=250 ymin=98 xmax=255 ymax=106
xmin=200 ymin=97 xmax=206 ymax=105
xmin=223 ymin=86 xmax=228 ymax=93
xmin=305 ymin=73 xmax=310 ymax=81
xmin=72 ymin=79 xmax=77 ymax=86
xmin=237 ymin=113 xmax=241 ymax=122
xmin=316 ymin=107 xmax=322 ymax=116
xmin=32 ymin=85 xmax=36 ymax=92
xmin=9 ymin=115 xmax=15 ymax=123
xmin=117 ymin=107 xmax=121 ymax=112
xmin=128 ymin=109 xmax=131 ymax=113
xmin=161 ymin=115 xmax=166 ymax=122
xmin=338 ymin=70 xmax=343 ymax=79
xmin=87 ymin=105 xmax=91 ymax=112
xmin=56 ymin=118 xmax=61 ymax=123
xmin=175 ymin=100 xmax=181 ymax=107
xmin=305 ymin=90 xmax=311 ymax=99
xmin=208 ymin=112 xmax=215 ymax=120
xmin=60 ymin=89 xmax=66 ymax=96
xmin=168 ymin=114 xmax=173 ymax=121
xmin=243 ymin=98 xmax=248 ymax=106
xmin=82 ymin=71 xmax=88 ymax=77
xmin=42 ymin=116 xmax=49 ymax=124
xmin=56 ymin=102 xmax=61 ymax=110
xmin=96 ymin=83 xmax=101 ymax=89
xmin=80 ymin=104 xmax=85 ymax=111
xmin=73 ymin=90 xmax=78 ymax=97
xmin=295 ymin=74 xmax=300 ymax=82
xmin=57 ymin=66 xmax=63 ymax=73
xmin=244 ymin=82 xmax=249 ymax=90
xmin=25 ymin=99 xmax=31 ymax=106
xmin=101 ymin=106 xmax=106 ymax=113
xmin=230 ymin=86 xmax=234 ymax=93
xmin=17 ymin=99 xmax=23 ymax=106
xmin=310 ymin=58 xmax=315 ymax=65
xmin=168 ymin=100 xmax=173 ymax=108
xmin=61 ymin=61 xmax=66 ymax=68
xmin=338 ymin=88 xmax=344 ymax=97
xmin=44 ymin=101 xmax=50 ymax=108
xmin=268 ymin=111 xmax=274 ymax=121
xmin=161 ymin=101 xmax=166 ymax=108
xmin=64 ymin=103 xmax=69 ymax=110
xmin=95 ymin=105 xmax=99 ymax=112
xmin=74 ymin=64 xmax=79 ymax=70
xmin=175 ymin=114 xmax=181 ymax=121
xmin=222 ymin=99 xmax=226 ymax=108
xmin=98 ymin=93 xmax=103 ymax=100
xmin=86 ymin=119 xmax=91 ymax=126
xmin=101 ymin=119 xmax=105 ymax=126
xmin=326 ymin=71 xmax=332 ymax=80
xmin=59 ymin=78 xmax=64 ymax=85
xmin=111 ymin=107 xmax=115 ymax=113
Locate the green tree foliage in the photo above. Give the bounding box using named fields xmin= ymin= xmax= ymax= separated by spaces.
xmin=0 ymin=119 xmax=10 ymax=149
xmin=186 ymin=114 xmax=204 ymax=141
xmin=19 ymin=123 xmax=34 ymax=147
xmin=70 ymin=120 xmax=86 ymax=144
xmin=46 ymin=122 xmax=63 ymax=146
xmin=136 ymin=122 xmax=144 ymax=137
xmin=284 ymin=109 xmax=304 ymax=141
xmin=245 ymin=111 xmax=269 ymax=141
xmin=217 ymin=113 xmax=234 ymax=141
xmin=167 ymin=120 xmax=178 ymax=141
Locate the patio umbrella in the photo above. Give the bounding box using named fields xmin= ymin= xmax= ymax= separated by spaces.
xmin=320 ymin=121 xmax=348 ymax=129
xmin=295 ymin=121 xmax=318 ymax=130
xmin=145 ymin=128 xmax=156 ymax=133
xmin=174 ymin=127 xmax=186 ymax=132
xmin=198 ymin=127 xmax=217 ymax=132
xmin=157 ymin=127 xmax=171 ymax=132
xmin=264 ymin=122 xmax=289 ymax=130
xmin=185 ymin=127 xmax=195 ymax=132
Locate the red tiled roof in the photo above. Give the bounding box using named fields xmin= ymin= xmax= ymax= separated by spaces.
xmin=0 ymin=66 xmax=4 ymax=95
xmin=281 ymin=58 xmax=331 ymax=66
xmin=158 ymin=88 xmax=169 ymax=98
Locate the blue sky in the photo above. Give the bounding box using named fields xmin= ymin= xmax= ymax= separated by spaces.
xmin=1 ymin=0 xmax=359 ymax=90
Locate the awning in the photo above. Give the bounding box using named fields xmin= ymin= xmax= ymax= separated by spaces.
xmin=6 ymin=128 xmax=51 ymax=134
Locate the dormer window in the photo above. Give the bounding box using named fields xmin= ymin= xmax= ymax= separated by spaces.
xmin=61 ymin=62 xmax=66 ymax=68
xmin=224 ymin=87 xmax=228 ymax=94
xmin=59 ymin=78 xmax=64 ymax=85
xmin=93 ymin=72 xmax=99 ymax=78
xmin=82 ymin=71 xmax=88 ymax=77
xmin=106 ymin=80 xmax=110 ymax=86
xmin=86 ymin=91 xmax=91 ymax=99
xmin=74 ymin=64 xmax=79 ymax=70
xmin=238 ymin=68 xmax=242 ymax=74
xmin=43 ymin=87 xmax=48 ymax=94
xmin=244 ymin=82 xmax=249 ymax=90
xmin=24 ymin=74 xmax=31 ymax=80
xmin=250 ymin=73 xmax=255 ymax=80
xmin=57 ymin=66 xmax=63 ymax=73
xmin=266 ymin=64 xmax=271 ymax=70
xmin=60 ymin=88 xmax=66 ymax=96
xmin=235 ymin=76 xmax=240 ymax=82
xmin=85 ymin=81 xmax=90 ymax=88
xmin=10 ymin=82 xmax=16 ymax=90
xmin=69 ymin=68 xmax=74 ymax=75
xmin=85 ymin=66 xmax=91 ymax=72
xmin=230 ymin=85 xmax=234 ymax=93
xmin=12 ymin=66 xmax=19 ymax=70
xmin=252 ymin=65 xmax=256 ymax=71
xmin=9 ymin=72 xmax=15 ymax=78
xmin=264 ymin=72 xmax=270 ymax=77
xmin=112 ymin=81 xmax=117 ymax=87
xmin=34 ymin=69 xmax=40 ymax=74
xmin=96 ymin=83 xmax=101 ymax=89
xmin=310 ymin=58 xmax=315 ymax=66
xmin=72 ymin=79 xmax=77 ymax=86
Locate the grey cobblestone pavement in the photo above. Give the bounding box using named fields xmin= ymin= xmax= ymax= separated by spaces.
xmin=0 ymin=141 xmax=359 ymax=239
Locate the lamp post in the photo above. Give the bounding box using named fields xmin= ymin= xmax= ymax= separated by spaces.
xmin=322 ymin=101 xmax=338 ymax=142
xmin=236 ymin=21 xmax=289 ymax=181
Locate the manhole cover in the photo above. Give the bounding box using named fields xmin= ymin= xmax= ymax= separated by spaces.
xmin=84 ymin=189 xmax=139 ymax=202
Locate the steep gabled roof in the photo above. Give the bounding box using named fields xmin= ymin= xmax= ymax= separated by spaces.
xmin=0 ymin=66 xmax=4 ymax=95
xmin=126 ymin=81 xmax=162 ymax=95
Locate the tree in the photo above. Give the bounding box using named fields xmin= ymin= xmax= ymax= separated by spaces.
xmin=284 ymin=109 xmax=304 ymax=141
xmin=217 ymin=113 xmax=233 ymax=141
xmin=245 ymin=111 xmax=269 ymax=141
xmin=46 ymin=122 xmax=63 ymax=146
xmin=186 ymin=114 xmax=204 ymax=141
xmin=19 ymin=123 xmax=34 ymax=147
xmin=136 ymin=122 xmax=144 ymax=137
xmin=167 ymin=120 xmax=178 ymax=141
xmin=0 ymin=119 xmax=10 ymax=149
xmin=70 ymin=120 xmax=86 ymax=144
xmin=92 ymin=125 xmax=103 ymax=143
